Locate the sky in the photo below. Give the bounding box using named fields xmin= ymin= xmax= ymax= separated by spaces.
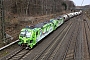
xmin=71 ymin=0 xmax=90 ymax=6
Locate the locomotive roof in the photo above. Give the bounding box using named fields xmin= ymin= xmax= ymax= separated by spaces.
xmin=26 ymin=21 xmax=51 ymax=29
xmin=54 ymin=16 xmax=63 ymax=20
xmin=35 ymin=21 xmax=50 ymax=28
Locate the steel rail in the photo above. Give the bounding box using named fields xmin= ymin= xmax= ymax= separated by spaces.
xmin=0 ymin=40 xmax=19 ymax=51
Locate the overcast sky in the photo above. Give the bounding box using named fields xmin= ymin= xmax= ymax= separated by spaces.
xmin=71 ymin=0 xmax=90 ymax=6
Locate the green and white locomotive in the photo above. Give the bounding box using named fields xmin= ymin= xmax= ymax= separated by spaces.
xmin=18 ymin=17 xmax=64 ymax=49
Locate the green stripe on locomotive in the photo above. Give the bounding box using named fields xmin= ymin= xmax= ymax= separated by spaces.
xmin=50 ymin=18 xmax=64 ymax=29
xmin=56 ymin=18 xmax=64 ymax=26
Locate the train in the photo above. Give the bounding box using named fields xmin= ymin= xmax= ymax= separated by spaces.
xmin=18 ymin=10 xmax=82 ymax=49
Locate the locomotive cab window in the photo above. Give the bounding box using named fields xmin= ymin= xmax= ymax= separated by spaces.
xmin=20 ymin=31 xmax=31 ymax=38
xmin=20 ymin=31 xmax=25 ymax=37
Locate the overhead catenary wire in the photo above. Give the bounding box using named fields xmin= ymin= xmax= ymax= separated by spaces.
xmin=81 ymin=0 xmax=84 ymax=6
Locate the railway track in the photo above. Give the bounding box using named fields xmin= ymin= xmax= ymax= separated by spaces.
xmin=71 ymin=15 xmax=90 ymax=60
xmin=6 ymin=49 xmax=29 ymax=60
xmin=1 ymin=47 xmax=28 ymax=60
xmin=72 ymin=18 xmax=82 ymax=60
xmin=67 ymin=17 xmax=83 ymax=60
xmin=62 ymin=18 xmax=80 ymax=60
xmin=83 ymin=19 xmax=90 ymax=60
